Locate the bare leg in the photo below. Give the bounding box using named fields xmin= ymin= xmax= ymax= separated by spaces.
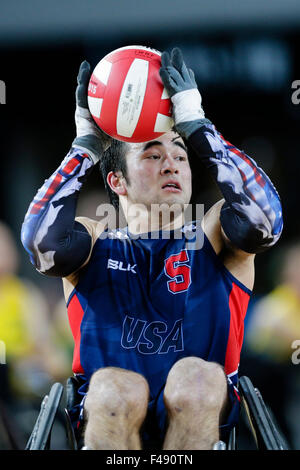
xmin=163 ymin=357 xmax=228 ymax=450
xmin=84 ymin=367 xmax=149 ymax=450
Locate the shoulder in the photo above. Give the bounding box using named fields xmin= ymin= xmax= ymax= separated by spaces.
xmin=200 ymin=200 xmax=224 ymax=255
xmin=75 ymin=216 xmax=107 ymax=243
xmin=201 ymin=199 xmax=255 ymax=291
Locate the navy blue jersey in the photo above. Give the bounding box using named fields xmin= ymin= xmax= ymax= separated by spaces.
xmin=65 ymin=221 xmax=251 ymax=401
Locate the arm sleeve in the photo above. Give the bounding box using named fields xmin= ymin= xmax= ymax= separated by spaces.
xmin=188 ymin=122 xmax=283 ymax=253
xmin=21 ymin=147 xmax=95 ymax=277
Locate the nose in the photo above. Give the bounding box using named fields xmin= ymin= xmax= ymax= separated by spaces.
xmin=160 ymin=154 xmax=178 ymax=175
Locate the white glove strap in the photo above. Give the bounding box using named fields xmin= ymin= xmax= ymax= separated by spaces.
xmin=171 ymin=89 xmax=205 ymax=124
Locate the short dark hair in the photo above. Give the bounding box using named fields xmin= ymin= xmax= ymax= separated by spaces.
xmin=99 ymin=139 xmax=130 ymax=211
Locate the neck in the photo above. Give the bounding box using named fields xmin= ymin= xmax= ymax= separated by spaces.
xmin=122 ymin=201 xmax=186 ymax=235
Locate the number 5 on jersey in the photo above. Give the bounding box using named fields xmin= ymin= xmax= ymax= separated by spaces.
xmin=164 ymin=250 xmax=191 ymax=294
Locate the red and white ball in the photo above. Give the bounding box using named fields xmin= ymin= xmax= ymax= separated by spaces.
xmin=87 ymin=45 xmax=174 ymax=143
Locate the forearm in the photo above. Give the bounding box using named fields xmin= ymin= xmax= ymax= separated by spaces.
xmin=21 ymin=147 xmax=94 ymax=277
xmin=188 ymin=122 xmax=283 ymax=253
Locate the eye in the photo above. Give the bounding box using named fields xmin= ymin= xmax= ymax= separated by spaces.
xmin=176 ymin=155 xmax=187 ymax=161
xmin=147 ymin=154 xmax=160 ymax=160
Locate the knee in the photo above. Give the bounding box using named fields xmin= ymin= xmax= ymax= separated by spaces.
xmin=84 ymin=367 xmax=149 ymax=420
xmin=164 ymin=357 xmax=227 ymax=413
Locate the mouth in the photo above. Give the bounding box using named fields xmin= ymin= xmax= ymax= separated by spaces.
xmin=161 ymin=181 xmax=182 ymax=192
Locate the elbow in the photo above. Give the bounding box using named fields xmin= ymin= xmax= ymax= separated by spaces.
xmin=220 ymin=205 xmax=283 ymax=254
xmin=239 ymin=226 xmax=281 ymax=254
xmin=21 ymin=221 xmax=91 ymax=278
xmin=21 ymin=222 xmax=40 ymax=268
xmin=21 ymin=222 xmax=66 ymax=276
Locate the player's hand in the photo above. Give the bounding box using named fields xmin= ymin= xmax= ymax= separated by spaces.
xmin=73 ymin=61 xmax=112 ymax=164
xmin=159 ymin=48 xmax=207 ymax=140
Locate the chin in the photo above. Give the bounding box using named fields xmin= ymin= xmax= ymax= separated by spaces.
xmin=162 ymin=193 xmax=188 ymax=206
xmin=155 ymin=199 xmax=187 ymax=212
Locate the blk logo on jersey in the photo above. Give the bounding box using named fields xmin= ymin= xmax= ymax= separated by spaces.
xmin=164 ymin=249 xmax=191 ymax=294
xmin=107 ymin=258 xmax=137 ymax=273
xmin=121 ymin=315 xmax=184 ymax=355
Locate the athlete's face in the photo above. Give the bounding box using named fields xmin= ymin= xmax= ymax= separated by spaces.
xmin=123 ymin=130 xmax=192 ymax=208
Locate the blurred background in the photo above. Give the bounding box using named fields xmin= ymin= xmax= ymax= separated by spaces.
xmin=0 ymin=0 xmax=300 ymax=450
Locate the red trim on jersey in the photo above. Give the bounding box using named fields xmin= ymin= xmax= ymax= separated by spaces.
xmin=224 ymin=282 xmax=250 ymax=376
xmin=67 ymin=294 xmax=85 ymax=374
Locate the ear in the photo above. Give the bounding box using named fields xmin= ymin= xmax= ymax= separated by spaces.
xmin=107 ymin=171 xmax=127 ymax=196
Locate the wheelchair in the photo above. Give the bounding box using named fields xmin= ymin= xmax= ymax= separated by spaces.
xmin=24 ymin=375 xmax=289 ymax=451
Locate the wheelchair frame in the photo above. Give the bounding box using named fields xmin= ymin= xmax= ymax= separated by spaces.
xmin=24 ymin=375 xmax=289 ymax=451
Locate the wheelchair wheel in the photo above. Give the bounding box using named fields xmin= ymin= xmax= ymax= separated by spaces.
xmin=25 ymin=383 xmax=64 ymax=450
